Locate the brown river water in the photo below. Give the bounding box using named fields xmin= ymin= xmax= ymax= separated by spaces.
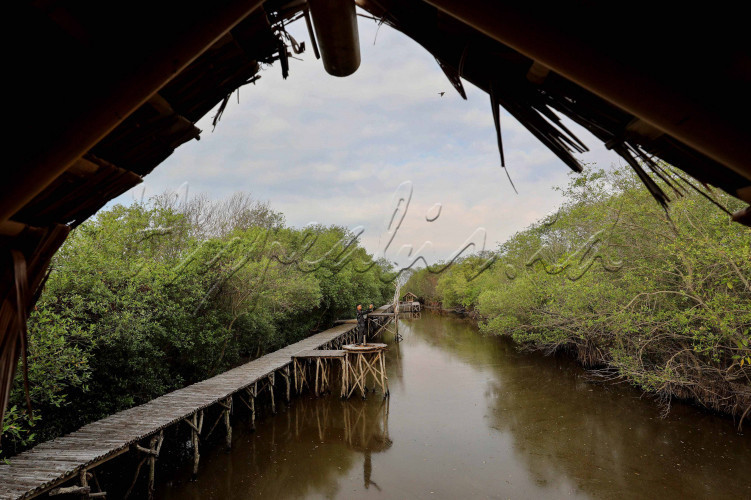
xmin=153 ymin=312 xmax=750 ymax=499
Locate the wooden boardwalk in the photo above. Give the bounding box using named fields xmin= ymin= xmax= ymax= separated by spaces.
xmin=0 ymin=305 xmax=393 ymax=500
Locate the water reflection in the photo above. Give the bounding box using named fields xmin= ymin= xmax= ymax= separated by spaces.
xmin=157 ymin=394 xmax=393 ymax=499
xmin=342 ymin=399 xmax=392 ymax=491
xmin=157 ymin=312 xmax=750 ymax=499
xmin=406 ymin=313 xmax=751 ymax=499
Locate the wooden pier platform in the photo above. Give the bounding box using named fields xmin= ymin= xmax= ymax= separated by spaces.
xmin=292 ymin=350 xmax=346 ymax=397
xmin=0 ymin=304 xmax=394 ymax=500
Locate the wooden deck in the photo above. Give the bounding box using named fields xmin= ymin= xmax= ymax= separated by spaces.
xmin=0 ymin=307 xmax=393 ymax=500
xmin=292 ymin=349 xmax=346 ymax=359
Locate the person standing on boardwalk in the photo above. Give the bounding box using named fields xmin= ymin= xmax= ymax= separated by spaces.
xmin=356 ymin=304 xmax=367 ymax=345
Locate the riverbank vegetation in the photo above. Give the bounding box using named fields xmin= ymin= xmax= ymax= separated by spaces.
xmin=2 ymin=194 xmax=393 ymax=456
xmin=406 ymin=165 xmax=750 ymax=426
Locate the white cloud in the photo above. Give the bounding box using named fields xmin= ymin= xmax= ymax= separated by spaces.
xmin=114 ymin=14 xmax=625 ymax=270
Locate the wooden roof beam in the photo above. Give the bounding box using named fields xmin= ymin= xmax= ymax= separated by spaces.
xmin=2 ymin=0 xmax=265 ymax=225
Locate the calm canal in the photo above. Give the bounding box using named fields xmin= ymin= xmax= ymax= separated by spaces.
xmin=155 ymin=312 xmax=750 ymax=499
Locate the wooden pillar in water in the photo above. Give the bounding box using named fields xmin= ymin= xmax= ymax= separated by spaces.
xmin=224 ymin=396 xmax=232 ymax=450
xmin=314 ymin=359 xmax=320 ymax=397
xmin=281 ymin=365 xmax=291 ymax=403
xmin=123 ymin=430 xmax=164 ymax=499
xmin=340 ymin=357 xmax=347 ymax=398
xmin=342 ymin=344 xmax=389 ymax=399
xmin=187 ymin=410 xmax=204 ymax=477
xmin=268 ymin=373 xmax=276 ymax=414
xmin=147 ymin=431 xmax=164 ymax=498
xmin=245 ymin=383 xmax=257 ymax=430
xmin=87 ymin=471 xmax=106 ymax=499
xmin=251 ymin=391 xmax=255 ymax=430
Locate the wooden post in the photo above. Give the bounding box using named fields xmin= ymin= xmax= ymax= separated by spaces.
xmin=268 ymin=373 xmax=276 ymax=414
xmin=282 ymin=366 xmax=291 ymax=403
xmin=380 ymin=352 xmax=388 ymax=397
xmin=146 ymin=431 xmax=164 ymax=498
xmin=147 ymin=435 xmax=157 ymax=498
xmin=247 ymin=384 xmax=257 ymax=430
xmin=293 ymin=359 xmax=299 ymax=394
xmin=191 ymin=412 xmax=199 ymax=478
xmin=322 ymin=360 xmax=329 ymax=394
xmin=80 ymin=469 xmax=89 ymax=500
xmin=190 ymin=410 xmax=203 ymax=477
xmin=250 ymin=391 xmax=256 ymax=430
xmin=340 ymin=357 xmax=347 ymax=398
xmin=224 ymin=396 xmax=232 ymax=451
xmin=88 ymin=471 xmax=106 ymax=499
xmin=314 ymin=359 xmax=320 ymax=397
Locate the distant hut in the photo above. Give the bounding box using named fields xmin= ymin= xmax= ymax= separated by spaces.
xmin=401 ymin=292 xmax=420 ymax=312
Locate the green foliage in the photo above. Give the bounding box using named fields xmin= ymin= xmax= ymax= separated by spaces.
xmin=405 ymin=165 xmax=751 ymax=420
xmin=2 ymin=196 xmax=393 ymax=456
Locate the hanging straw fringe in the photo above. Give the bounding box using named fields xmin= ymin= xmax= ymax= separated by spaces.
xmin=489 ymin=84 xmax=518 ymax=194
xmin=612 ymin=143 xmax=670 ymax=208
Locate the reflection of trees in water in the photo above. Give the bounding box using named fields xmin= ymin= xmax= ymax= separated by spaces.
xmin=410 ymin=312 xmax=751 ymax=499
xmin=406 ymin=312 xmax=512 ymax=366
xmin=156 ymin=395 xmax=392 ymax=500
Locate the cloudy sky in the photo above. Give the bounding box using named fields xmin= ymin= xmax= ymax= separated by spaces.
xmin=114 ymin=13 xmax=623 ymax=268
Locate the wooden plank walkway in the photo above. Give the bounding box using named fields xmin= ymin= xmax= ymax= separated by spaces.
xmin=292 ymin=350 xmax=346 ymax=359
xmin=0 ymin=311 xmax=393 ymax=500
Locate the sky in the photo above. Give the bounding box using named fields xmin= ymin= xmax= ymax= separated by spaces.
xmin=113 ymin=13 xmax=624 ymax=269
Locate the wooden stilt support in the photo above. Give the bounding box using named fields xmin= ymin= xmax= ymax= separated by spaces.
xmin=246 ymin=384 xmax=257 ymax=430
xmin=250 ymin=391 xmax=256 ymax=430
xmin=294 ymin=358 xmax=309 ymax=394
xmin=124 ymin=459 xmax=147 ymax=498
xmin=49 ymin=485 xmax=90 ymax=497
xmin=268 ymin=373 xmax=276 ymax=414
xmin=281 ymin=365 xmax=291 ymax=403
xmin=314 ymin=359 xmax=320 ymax=397
xmin=187 ymin=410 xmax=204 ymax=478
xmin=79 ymin=470 xmax=89 ymax=500
xmin=124 ymin=430 xmax=163 ymax=499
xmin=204 ymin=397 xmax=232 ymax=450
xmin=224 ymin=396 xmax=232 ymax=450
xmin=147 ymin=431 xmax=164 ymax=498
xmin=340 ymin=357 xmax=347 ymax=398
xmin=380 ymin=351 xmax=389 ymax=397
xmin=293 ymin=360 xmax=299 ymax=394
xmin=88 ymin=471 xmax=106 ymax=499
xmin=343 ymin=344 xmax=389 ymax=399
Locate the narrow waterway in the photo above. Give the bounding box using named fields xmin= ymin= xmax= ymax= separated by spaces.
xmin=156 ymin=312 xmax=751 ymax=499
